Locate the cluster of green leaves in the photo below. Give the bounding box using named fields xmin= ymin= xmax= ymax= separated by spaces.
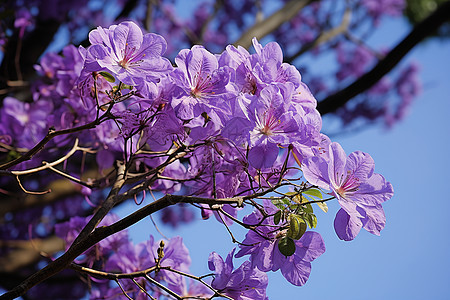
xmin=272 ymin=188 xmax=327 ymax=257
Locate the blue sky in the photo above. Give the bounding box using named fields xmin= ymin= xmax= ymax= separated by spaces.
xmin=112 ymin=9 xmax=450 ymax=300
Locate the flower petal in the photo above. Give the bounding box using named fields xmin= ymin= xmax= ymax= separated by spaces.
xmin=248 ymin=140 xmax=278 ymax=169
xmin=334 ymin=208 xmax=362 ymax=241
xmin=346 ymin=150 xmax=375 ymax=181
xmin=301 ymin=155 xmax=330 ymax=190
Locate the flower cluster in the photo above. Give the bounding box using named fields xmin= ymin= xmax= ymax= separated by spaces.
xmin=236 ymin=200 xmax=326 ymax=286
xmin=302 ymin=142 xmax=394 ymax=240
xmin=0 ymin=19 xmax=394 ymax=300
xmin=209 ymin=249 xmax=268 ymax=299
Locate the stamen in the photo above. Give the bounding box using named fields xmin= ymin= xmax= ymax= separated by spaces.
xmin=336 ymin=170 xmax=360 ymax=198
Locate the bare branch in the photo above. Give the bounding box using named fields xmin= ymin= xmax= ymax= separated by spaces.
xmin=145 ymin=274 xmax=182 ymax=300
xmin=115 ymin=279 xmax=134 ymax=300
xmin=0 ymin=190 xmax=244 ymax=299
xmin=71 ymin=162 xmax=127 ymax=244
xmin=286 ymin=6 xmax=351 ymax=62
xmin=233 ymin=0 xmax=315 ymax=48
xmin=0 ymin=103 xmax=113 ymax=170
xmin=4 ymin=139 xmax=80 ymax=176
xmin=70 ymin=263 xmax=233 ymax=300
xmin=15 ymin=175 xmax=51 ymax=195
xmin=44 ymin=164 xmax=95 ymax=188
xmin=317 ymin=1 xmax=450 ymax=115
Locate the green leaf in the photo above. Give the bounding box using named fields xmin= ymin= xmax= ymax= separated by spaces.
xmin=304 ymin=213 xmax=318 ymax=229
xmin=282 ymin=198 xmax=291 ymax=206
xmin=120 ymin=83 xmax=133 ymax=90
xmin=272 ymin=199 xmax=286 ymax=210
xmin=278 ymin=236 xmax=296 ymax=257
xmin=304 ymin=203 xmax=313 ymax=214
xmin=271 ymin=198 xmax=291 ymax=208
xmin=303 ymin=188 xmax=323 ymax=199
xmin=289 ymin=204 xmax=303 ymax=213
xmin=99 ymin=71 xmax=116 ymax=83
xmin=316 ymin=201 xmax=328 ymax=213
xmin=274 ymin=210 xmax=282 ymax=225
xmin=287 ymin=214 xmax=307 ymax=240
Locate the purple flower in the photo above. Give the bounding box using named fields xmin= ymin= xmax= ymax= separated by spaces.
xmin=302 ymin=142 xmax=394 ymax=240
xmin=223 ymin=83 xmax=302 ymax=169
xmin=235 ymin=201 xmax=325 ymax=286
xmin=169 ymin=45 xmax=235 ymax=122
xmin=336 ymin=44 xmax=374 ymax=81
xmin=209 ymin=249 xmax=268 ymax=300
xmin=0 ymin=97 xmax=50 ymax=150
xmin=362 ymin=0 xmax=405 ymax=23
xmin=0 ymin=124 xmax=12 ymax=145
xmin=184 ymin=140 xmax=248 ymax=208
xmin=14 ymin=9 xmax=33 ymax=38
xmin=86 ymin=21 xmax=172 ymax=86
xmin=225 ymin=38 xmax=301 ymax=95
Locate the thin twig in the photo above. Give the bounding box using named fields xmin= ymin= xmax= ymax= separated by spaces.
xmin=115 ymin=279 xmax=134 ymax=300
xmin=6 ymin=139 xmax=80 ymax=176
xmin=15 ymin=176 xmax=51 ymax=195
xmin=0 ymin=101 xmax=114 ymax=170
xmin=144 ymin=274 xmax=181 ymax=300
xmin=44 ymin=164 xmax=95 ymax=188
xmin=133 ymin=278 xmax=157 ymax=300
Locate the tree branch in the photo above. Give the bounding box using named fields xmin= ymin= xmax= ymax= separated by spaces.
xmin=0 ymin=102 xmax=114 ymax=170
xmin=0 ymin=192 xmax=243 ymax=299
xmin=1 ymin=139 xmax=80 ymax=176
xmin=0 ymin=162 xmax=125 ymax=300
xmin=233 ymin=0 xmax=315 ymax=48
xmin=286 ymin=7 xmax=351 ymax=62
xmin=317 ymin=0 xmax=450 ymax=115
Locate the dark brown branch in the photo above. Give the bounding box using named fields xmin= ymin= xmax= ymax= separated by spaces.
xmin=115 ymin=0 xmax=139 ymax=20
xmin=0 ymin=166 xmax=105 ymax=216
xmin=70 ymin=162 xmax=127 ymax=247
xmin=233 ymin=0 xmax=315 ymax=48
xmin=99 ymin=195 xmax=244 ymax=241
xmin=70 ymin=263 xmax=233 ymax=300
xmin=0 ymin=193 xmax=243 ymax=300
xmin=317 ymin=1 xmax=450 ymax=115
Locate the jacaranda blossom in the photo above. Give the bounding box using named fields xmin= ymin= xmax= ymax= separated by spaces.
xmin=86 ymin=21 xmax=172 ymax=86
xmin=223 ymin=83 xmax=302 ymax=169
xmin=209 ymin=248 xmax=268 ymax=300
xmin=169 ymin=45 xmax=235 ymax=122
xmin=235 ymin=200 xmax=325 ymax=286
xmin=302 ymin=142 xmax=394 ymax=240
